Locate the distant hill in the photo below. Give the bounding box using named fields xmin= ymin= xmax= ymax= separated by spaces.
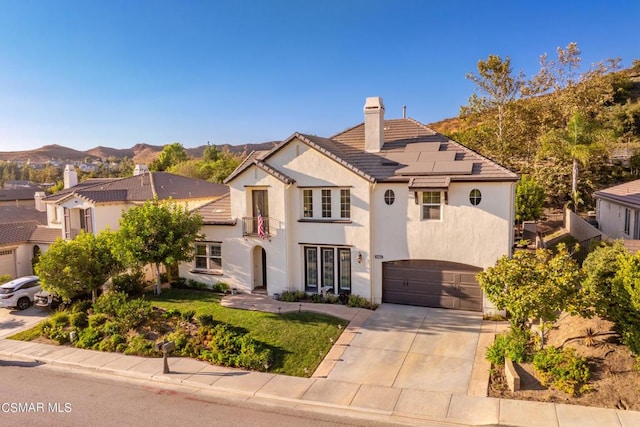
xmin=0 ymin=141 xmax=280 ymax=164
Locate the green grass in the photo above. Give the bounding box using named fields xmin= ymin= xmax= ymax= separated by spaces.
xmin=8 ymin=323 xmax=46 ymax=341
xmin=148 ymin=288 xmax=345 ymax=376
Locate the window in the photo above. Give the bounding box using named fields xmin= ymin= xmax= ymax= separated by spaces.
xmin=422 ymin=191 xmax=442 ymax=220
xmin=304 ymin=246 xmax=351 ymax=293
xmin=625 ymin=208 xmax=631 ymax=235
xmin=321 ymin=189 xmax=332 ymax=218
xmin=384 ymin=189 xmax=395 ymax=205
xmin=303 ymin=189 xmax=313 ymax=218
xmin=304 ymin=247 xmax=318 ymax=290
xmin=195 ymin=242 xmax=222 ymax=272
xmin=469 ymin=189 xmax=482 ymax=206
xmin=321 ymin=248 xmax=334 ymax=288
xmin=338 ymin=248 xmax=351 ymax=292
xmin=340 ymin=189 xmax=350 ymax=219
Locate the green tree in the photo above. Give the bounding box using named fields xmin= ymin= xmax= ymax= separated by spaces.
xmin=35 ymin=231 xmax=122 ymax=303
xmin=150 ymin=143 xmax=189 ymax=171
xmin=477 ymin=245 xmax=583 ymax=337
xmin=515 ymin=175 xmax=545 ymax=223
xmin=116 ymin=198 xmax=203 ymax=294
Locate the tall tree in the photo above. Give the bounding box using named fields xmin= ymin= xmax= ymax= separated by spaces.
xmin=150 ymin=143 xmax=189 ymax=171
xmin=463 ymin=55 xmax=524 ymax=165
xmin=116 ymin=198 xmax=203 ymax=294
xmin=515 ymin=175 xmax=545 ymax=223
xmin=35 ymin=231 xmax=122 ymax=303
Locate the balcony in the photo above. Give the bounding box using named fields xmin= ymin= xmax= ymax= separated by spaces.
xmin=242 ymin=216 xmax=271 ymax=238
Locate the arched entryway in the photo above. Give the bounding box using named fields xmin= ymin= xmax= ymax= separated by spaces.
xmin=252 ymin=246 xmax=267 ymax=292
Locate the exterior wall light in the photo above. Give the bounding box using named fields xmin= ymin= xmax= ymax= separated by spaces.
xmin=357 ymin=252 xmax=362 ymax=263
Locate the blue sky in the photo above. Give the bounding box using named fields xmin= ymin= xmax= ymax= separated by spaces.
xmin=0 ymin=0 xmax=638 ymax=152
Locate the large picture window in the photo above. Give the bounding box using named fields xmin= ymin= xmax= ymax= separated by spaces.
xmin=304 ymin=245 xmax=351 ymax=293
xmin=195 ymin=242 xmax=222 ymax=272
xmin=422 ymin=191 xmax=442 ymax=220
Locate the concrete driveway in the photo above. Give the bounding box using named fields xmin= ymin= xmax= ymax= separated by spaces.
xmin=326 ymin=304 xmax=483 ymax=394
xmin=0 ymin=306 xmax=47 ymax=339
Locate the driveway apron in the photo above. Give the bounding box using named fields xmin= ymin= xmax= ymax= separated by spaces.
xmin=326 ymin=303 xmax=482 ymax=394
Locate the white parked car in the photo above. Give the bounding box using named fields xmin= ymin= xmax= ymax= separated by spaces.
xmin=0 ymin=276 xmax=41 ymax=310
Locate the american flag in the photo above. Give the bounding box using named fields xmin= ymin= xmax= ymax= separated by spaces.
xmin=257 ymin=212 xmax=265 ymax=239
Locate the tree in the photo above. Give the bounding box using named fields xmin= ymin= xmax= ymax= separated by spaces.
xmin=116 ymin=198 xmax=203 ymax=294
xmin=150 ymin=143 xmax=189 ymax=171
xmin=463 ymin=55 xmax=524 ymax=165
xmin=477 ymin=245 xmax=583 ymax=337
xmin=35 ymin=231 xmax=122 ymax=303
xmin=515 ymin=175 xmax=545 ymax=223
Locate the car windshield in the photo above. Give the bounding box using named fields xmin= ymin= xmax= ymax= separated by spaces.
xmin=0 ymin=287 xmax=15 ymax=294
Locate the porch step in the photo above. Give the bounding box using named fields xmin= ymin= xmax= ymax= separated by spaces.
xmin=252 ymin=286 xmax=267 ymax=295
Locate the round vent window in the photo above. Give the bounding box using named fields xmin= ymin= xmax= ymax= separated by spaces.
xmin=384 ymin=189 xmax=395 ymax=205
xmin=469 ymin=189 xmax=482 ymax=206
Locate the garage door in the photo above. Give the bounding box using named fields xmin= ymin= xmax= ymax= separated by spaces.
xmin=382 ymin=260 xmax=483 ymax=311
xmin=0 ymin=249 xmax=16 ymax=278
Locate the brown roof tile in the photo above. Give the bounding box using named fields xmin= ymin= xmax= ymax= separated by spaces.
xmin=30 ymin=226 xmax=62 ymax=243
xmin=0 ymin=206 xmax=47 ymax=224
xmin=0 ymin=221 xmax=39 ymax=245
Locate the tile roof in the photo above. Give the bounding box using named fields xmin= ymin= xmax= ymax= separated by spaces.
xmin=194 ymin=194 xmax=236 ymax=225
xmin=225 ymin=118 xmax=517 ymax=185
xmin=594 ymin=179 xmax=640 ymax=208
xmin=0 ymin=221 xmax=39 ymax=245
xmin=0 ymin=206 xmax=47 ymax=224
xmin=30 ymin=226 xmax=62 ymax=243
xmin=0 ymin=188 xmax=39 ymax=201
xmin=44 ymin=173 xmax=228 ymax=204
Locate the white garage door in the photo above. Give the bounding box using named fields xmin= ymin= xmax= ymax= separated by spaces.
xmin=0 ymin=249 xmax=16 ymax=278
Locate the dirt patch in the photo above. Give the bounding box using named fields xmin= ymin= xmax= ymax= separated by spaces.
xmin=489 ymin=313 xmax=640 ymax=410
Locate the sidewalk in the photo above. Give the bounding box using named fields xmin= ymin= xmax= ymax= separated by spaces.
xmin=0 ymin=296 xmax=639 ymax=426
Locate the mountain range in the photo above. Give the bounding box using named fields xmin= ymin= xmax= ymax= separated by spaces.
xmin=0 ymin=141 xmax=280 ymax=165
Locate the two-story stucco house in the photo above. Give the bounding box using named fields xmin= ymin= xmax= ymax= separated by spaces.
xmin=180 ymin=97 xmax=518 ymax=312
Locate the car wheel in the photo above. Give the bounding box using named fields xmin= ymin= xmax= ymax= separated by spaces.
xmin=17 ymin=297 xmax=30 ymax=310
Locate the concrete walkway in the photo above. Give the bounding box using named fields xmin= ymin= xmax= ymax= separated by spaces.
xmin=0 ymin=295 xmax=639 ymax=426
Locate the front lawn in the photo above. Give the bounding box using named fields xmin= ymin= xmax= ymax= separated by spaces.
xmin=10 ymin=289 xmax=346 ymax=377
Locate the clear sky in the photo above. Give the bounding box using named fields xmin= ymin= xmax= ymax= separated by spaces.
xmin=0 ymin=0 xmax=638 ymax=152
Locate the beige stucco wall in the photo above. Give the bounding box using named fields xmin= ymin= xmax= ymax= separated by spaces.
xmin=596 ymin=198 xmax=636 ymax=239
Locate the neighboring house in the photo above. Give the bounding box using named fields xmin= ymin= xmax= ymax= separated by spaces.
xmin=594 ymin=179 xmax=640 ymax=239
xmin=0 ymin=188 xmax=41 ymax=207
xmin=42 ymin=164 xmax=229 ymax=239
xmin=180 ymin=97 xmax=518 ymax=312
xmin=0 ymin=206 xmax=59 ymax=278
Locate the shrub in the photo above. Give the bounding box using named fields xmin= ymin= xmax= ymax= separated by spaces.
xmin=47 ymin=326 xmax=70 ymax=345
xmin=111 ymin=271 xmax=146 ymax=296
xmin=98 ymin=334 xmax=126 ymax=352
xmin=163 ymin=308 xmax=181 ymax=319
xmin=324 ymin=294 xmax=339 ymax=304
xmin=124 ymin=335 xmax=155 ymax=356
xmin=50 ymin=311 xmax=69 ymax=328
xmin=93 ymin=292 xmax=128 ymax=317
xmin=212 ymin=281 xmax=229 ymax=293
xmin=486 ymin=329 xmax=531 ymax=366
xmin=187 ymin=279 xmax=207 ymax=290
xmin=278 ymin=291 xmax=306 ymax=302
xmin=310 ymin=293 xmax=324 ymax=303
xmin=533 ymin=346 xmax=591 ymax=396
xmin=101 ymin=320 xmax=122 ymax=336
xmin=181 ymin=310 xmax=196 ymax=322
xmin=75 ymin=327 xmax=101 ymax=349
xmin=88 ymin=313 xmax=109 ymax=328
xmin=116 ymin=298 xmax=152 ymax=331
xmin=72 ymin=300 xmax=93 ymax=314
xmin=69 ymin=312 xmax=88 ymax=328
xmin=347 ymin=294 xmax=377 ymax=309
xmin=201 ymin=323 xmax=272 ymax=370
xmin=0 ymin=274 xmax=13 ymax=285
xmin=197 ymin=314 xmax=216 ymax=327
xmin=169 ymin=277 xmax=188 ymax=288
xmin=164 ymin=329 xmax=191 ymax=355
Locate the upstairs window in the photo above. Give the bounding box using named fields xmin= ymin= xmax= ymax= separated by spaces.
xmin=469 ymin=189 xmax=482 ymax=206
xmin=422 ymin=191 xmax=442 ymax=220
xmin=340 ymin=189 xmax=351 ymax=219
xmin=321 ymin=189 xmax=332 ymax=218
xmin=303 ymin=189 xmax=313 ymax=218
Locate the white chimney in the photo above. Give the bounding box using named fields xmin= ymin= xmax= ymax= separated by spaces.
xmin=364 ymin=97 xmax=385 ymax=153
xmin=63 ymin=165 xmax=78 ymax=189
xmin=133 ymin=164 xmax=149 ymax=176
xmin=34 ymin=191 xmax=46 ymax=212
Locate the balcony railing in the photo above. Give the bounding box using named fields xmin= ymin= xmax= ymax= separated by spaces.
xmin=242 ymin=216 xmax=271 ymax=237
